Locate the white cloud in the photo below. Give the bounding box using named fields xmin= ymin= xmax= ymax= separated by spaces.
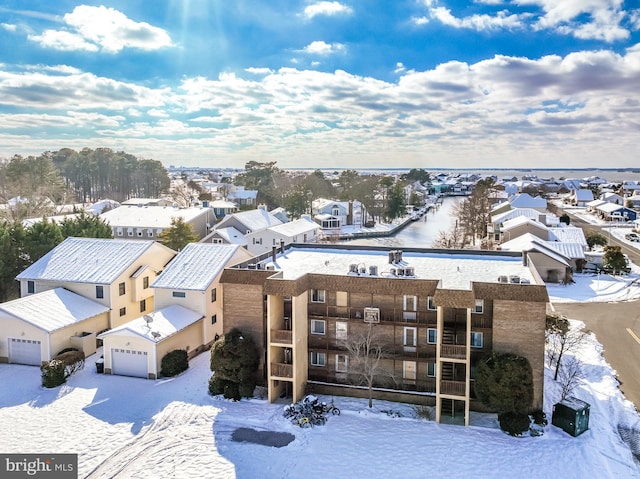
xmin=394 ymin=62 xmax=406 ymax=73
xmin=299 ymin=40 xmax=346 ymax=55
xmin=303 ymin=2 xmax=353 ymax=20
xmin=411 ymin=16 xmax=430 ymax=26
xmin=429 ymin=6 xmax=525 ymax=31
xmin=245 ymin=67 xmax=273 ymax=75
xmin=28 ymin=5 xmax=172 ymax=53
xmin=1 ymin=23 xmax=17 ymax=32
xmin=631 ymin=10 xmax=640 ymax=30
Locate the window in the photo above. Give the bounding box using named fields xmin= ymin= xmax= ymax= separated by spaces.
xmin=96 ymin=285 xmax=104 ymax=299
xmin=336 ymin=321 xmax=348 ymax=340
xmin=311 ymin=289 xmax=326 ymax=303
xmin=212 ymin=238 xmax=223 ymax=244
xmin=427 ymin=328 xmax=437 ymax=344
xmin=172 ymin=291 xmax=186 ymax=298
xmin=311 ymin=320 xmax=326 ymax=335
xmin=335 ymin=354 xmax=348 ymax=373
xmin=143 ymin=276 xmax=149 ymax=289
xmin=211 ymin=314 xmax=217 ymax=325
xmin=471 ymin=332 xmax=483 ymax=348
xmin=139 ymin=299 xmax=146 ymax=312
xmin=310 ymin=351 xmax=326 ymax=366
xmin=119 ymin=307 xmax=126 ymax=317
xmin=336 ymin=291 xmax=348 ymax=307
xmin=118 ymin=282 xmax=126 ymax=296
xmin=474 ymin=299 xmax=484 ymax=314
xmin=211 ymin=288 xmax=217 ymax=302
xmin=427 ymin=362 xmax=436 ymax=378
xmin=404 ymin=327 xmax=417 ymax=346
xmin=403 ymin=361 xmax=417 ymax=381
xmin=403 ymin=295 xmax=417 ymax=321
xmin=427 ymin=296 xmax=436 ymax=311
xmin=27 ymin=281 xmax=35 ymax=294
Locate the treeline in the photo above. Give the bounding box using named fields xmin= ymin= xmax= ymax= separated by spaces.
xmin=0 ymin=148 xmax=170 ymax=210
xmin=0 ymin=213 xmax=112 ymax=301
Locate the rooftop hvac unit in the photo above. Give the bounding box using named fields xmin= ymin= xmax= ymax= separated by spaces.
xmin=396 ymin=268 xmax=406 ymax=276
xmin=390 ymin=268 xmax=397 ymax=276
xmin=247 ymin=263 xmax=257 ymax=270
xmin=405 ymin=267 xmax=415 ymax=277
xmin=509 ymin=275 xmax=521 ymax=284
xmin=349 ymin=263 xmax=358 ymax=273
xmin=369 ymin=265 xmax=378 ymax=276
xmin=497 ymin=275 xmax=509 ymax=283
xmin=359 ymin=265 xmax=366 ymax=274
xmin=520 ymin=278 xmax=530 ymax=284
xmin=363 ymin=307 xmax=380 ymax=323
xmin=266 ymin=264 xmax=275 ymax=271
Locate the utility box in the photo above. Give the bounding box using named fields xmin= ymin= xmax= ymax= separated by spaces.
xmin=552 ymin=397 xmax=590 ymax=437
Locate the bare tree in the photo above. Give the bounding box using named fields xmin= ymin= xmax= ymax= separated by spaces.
xmin=546 ymin=314 xmax=586 ymax=381
xmin=558 ymin=356 xmax=582 ymax=400
xmin=340 ymin=323 xmax=394 ymax=408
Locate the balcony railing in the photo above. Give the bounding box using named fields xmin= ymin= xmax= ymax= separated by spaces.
xmin=308 ymin=304 xmax=436 ymax=325
xmin=440 ymin=344 xmax=467 ymax=360
xmin=440 ymin=380 xmax=466 ymax=397
xmin=271 ymin=329 xmax=292 ymax=344
xmin=271 ymin=362 xmax=293 ymax=378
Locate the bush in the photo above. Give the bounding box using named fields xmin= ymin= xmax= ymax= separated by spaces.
xmin=474 ymin=352 xmax=533 ymax=414
xmin=41 ymin=360 xmax=66 ymax=388
xmin=498 ymin=411 xmax=531 ymax=437
xmin=54 ymin=350 xmax=85 ymax=379
xmin=413 ymin=405 xmax=435 ymax=421
xmin=531 ymin=409 xmax=548 ymax=426
xmin=209 ymin=329 xmax=259 ymax=400
xmin=161 ymin=349 xmax=189 ymax=377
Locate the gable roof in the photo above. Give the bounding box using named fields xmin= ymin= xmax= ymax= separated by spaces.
xmin=500 ymin=216 xmax=549 ymax=233
xmin=574 ymin=189 xmax=594 ymax=201
xmin=152 ymin=243 xmax=245 ymax=290
xmin=500 ymin=234 xmax=570 ymax=267
xmin=510 ymin=193 xmax=547 ymax=209
xmin=491 ymin=208 xmax=541 ymax=224
xmin=548 ymin=225 xmax=587 ymax=247
xmin=267 ymin=217 xmax=320 ymax=237
xmin=16 ymin=237 xmax=169 ymax=284
xmin=100 ymin=205 xmax=210 ymax=229
xmin=97 ymin=305 xmax=203 ymax=343
xmin=216 ymin=208 xmax=283 ymax=232
xmin=0 ymin=288 xmax=109 ymax=333
xmin=204 ymin=226 xmax=248 ymax=246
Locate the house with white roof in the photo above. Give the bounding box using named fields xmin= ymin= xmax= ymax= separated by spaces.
xmin=509 ymin=193 xmax=547 ymax=212
xmin=499 ymin=216 xmax=550 ymax=243
xmin=487 ymin=208 xmax=558 ymax=243
xmin=311 ymin=198 xmax=368 ymax=235
xmin=202 ymin=226 xmax=249 ymax=247
xmin=227 ymin=186 xmax=258 ymax=207
xmin=246 ymin=217 xmax=321 ymax=255
xmin=569 ymin=189 xmax=594 ymax=207
xmin=208 ymin=207 xmax=283 ymax=237
xmin=100 ymin=205 xmax=215 ymax=240
xmin=16 ymin=237 xmax=176 ymax=329
xmin=97 ymin=305 xmax=203 ymax=379
xmin=0 ymin=288 xmax=109 ymax=365
xmin=152 ymin=243 xmax=253 ymax=347
xmin=600 ymin=192 xmax=625 ymax=205
xmin=594 ymin=203 xmax=637 ymax=222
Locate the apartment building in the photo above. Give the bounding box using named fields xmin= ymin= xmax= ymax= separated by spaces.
xmin=220 ymin=244 xmax=549 ymax=426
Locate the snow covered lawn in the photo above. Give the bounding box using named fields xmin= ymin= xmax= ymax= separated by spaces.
xmin=1 ymin=338 xmax=639 ymax=478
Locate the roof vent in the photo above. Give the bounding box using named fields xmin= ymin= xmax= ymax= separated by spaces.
xmin=151 ymin=331 xmax=161 ymax=339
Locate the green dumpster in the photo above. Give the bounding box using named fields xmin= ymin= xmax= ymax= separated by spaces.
xmin=552 ymin=397 xmax=590 ymax=437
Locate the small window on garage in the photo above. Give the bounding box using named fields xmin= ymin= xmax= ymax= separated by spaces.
xmin=172 ymin=291 xmax=186 ymax=298
xmin=27 ymin=281 xmax=35 ymax=294
xmin=96 ymin=285 xmax=104 ymax=299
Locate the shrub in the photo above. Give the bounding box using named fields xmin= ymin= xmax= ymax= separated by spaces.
xmin=413 ymin=405 xmax=435 ymax=421
xmin=531 ymin=409 xmax=548 ymax=426
xmin=54 ymin=350 xmax=85 ymax=379
xmin=498 ymin=411 xmax=531 ymax=437
xmin=161 ymin=349 xmax=189 ymax=377
xmin=209 ymin=329 xmax=259 ymax=400
xmin=41 ymin=360 xmax=66 ymax=388
xmin=474 ymin=352 xmax=533 ymax=414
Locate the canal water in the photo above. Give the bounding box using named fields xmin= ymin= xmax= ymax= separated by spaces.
xmin=341 ymin=197 xmax=462 ymax=248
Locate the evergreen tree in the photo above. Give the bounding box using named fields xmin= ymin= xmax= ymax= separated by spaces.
xmin=23 ymin=218 xmax=64 ymax=263
xmin=474 ymin=351 xmax=533 ymax=414
xmin=209 ymin=328 xmax=260 ymax=400
xmin=386 ymin=181 xmax=407 ymax=220
xmin=0 ymin=221 xmax=27 ymax=301
xmin=60 ymin=212 xmax=113 ymax=239
xmin=158 ymin=217 xmax=197 ymax=251
xmin=603 ymin=245 xmax=628 ymax=274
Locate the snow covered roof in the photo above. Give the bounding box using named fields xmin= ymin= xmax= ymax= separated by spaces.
xmin=574 ymin=189 xmax=594 ymax=201
xmin=205 ymin=226 xmax=248 ymax=245
xmin=100 ymin=205 xmax=210 ymax=228
xmin=209 ymin=200 xmax=237 ymax=209
xmin=549 ymin=226 xmax=587 ymax=247
xmin=0 ymin=288 xmax=109 ymax=333
xmin=500 ymin=234 xmax=570 ymax=267
xmin=17 ymin=237 xmax=165 ymax=284
xmin=97 ymin=305 xmax=203 ymax=343
xmin=586 ymin=199 xmax=606 ymax=208
xmin=263 ymin=247 xmax=540 ymax=290
xmin=216 ymin=208 xmax=283 ymax=232
xmin=267 ymin=217 xmax=320 ymax=237
xmin=510 ymin=193 xmax=547 ymax=209
xmin=492 ymin=208 xmax=541 ymax=224
xmin=596 ymin=202 xmax=627 ymax=213
xmin=152 ymin=243 xmax=243 ymax=290
xmin=501 ymin=216 xmax=548 ymax=233
xmin=86 ymin=199 xmax=120 ymax=215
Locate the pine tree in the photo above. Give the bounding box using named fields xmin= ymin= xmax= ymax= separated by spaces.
xmin=209 ymin=328 xmax=260 ymax=400
xmin=158 ymin=217 xmax=197 ymax=251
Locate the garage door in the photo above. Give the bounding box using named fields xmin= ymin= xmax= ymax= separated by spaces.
xmin=111 ymin=348 xmax=148 ymax=378
xmin=8 ymin=338 xmax=42 ymax=366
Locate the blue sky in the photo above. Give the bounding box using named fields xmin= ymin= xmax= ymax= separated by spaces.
xmin=1 ymin=1 xmax=639 ymax=169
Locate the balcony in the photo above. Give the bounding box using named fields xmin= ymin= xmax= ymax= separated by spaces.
xmin=308 ymin=304 xmax=436 ymax=325
xmin=440 ymin=344 xmax=467 ymax=360
xmin=271 ymin=362 xmax=293 ymax=378
xmin=271 ymin=329 xmax=292 ymax=344
xmin=440 ymin=380 xmax=466 ymax=397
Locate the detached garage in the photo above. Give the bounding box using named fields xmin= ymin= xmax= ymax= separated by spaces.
xmin=0 ymin=288 xmax=110 ymax=365
xmin=98 ymin=305 xmax=204 ymax=379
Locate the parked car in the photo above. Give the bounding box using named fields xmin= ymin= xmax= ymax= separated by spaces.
xmin=625 ymin=232 xmax=640 ymax=242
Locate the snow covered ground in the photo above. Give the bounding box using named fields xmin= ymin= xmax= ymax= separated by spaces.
xmin=1 ymin=253 xmax=640 ymax=477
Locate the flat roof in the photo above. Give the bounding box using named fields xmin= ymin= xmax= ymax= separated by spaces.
xmin=262 ymin=246 xmax=538 ymax=290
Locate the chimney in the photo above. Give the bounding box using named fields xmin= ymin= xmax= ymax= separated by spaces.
xmin=280 ymin=239 xmax=285 ymax=252
xmin=522 ymin=251 xmax=528 ymax=266
xmin=272 ymin=246 xmax=277 ymax=262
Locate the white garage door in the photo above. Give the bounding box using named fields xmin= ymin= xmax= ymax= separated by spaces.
xmin=111 ymin=348 xmax=149 ymax=378
xmin=8 ymin=338 xmax=42 ymax=366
